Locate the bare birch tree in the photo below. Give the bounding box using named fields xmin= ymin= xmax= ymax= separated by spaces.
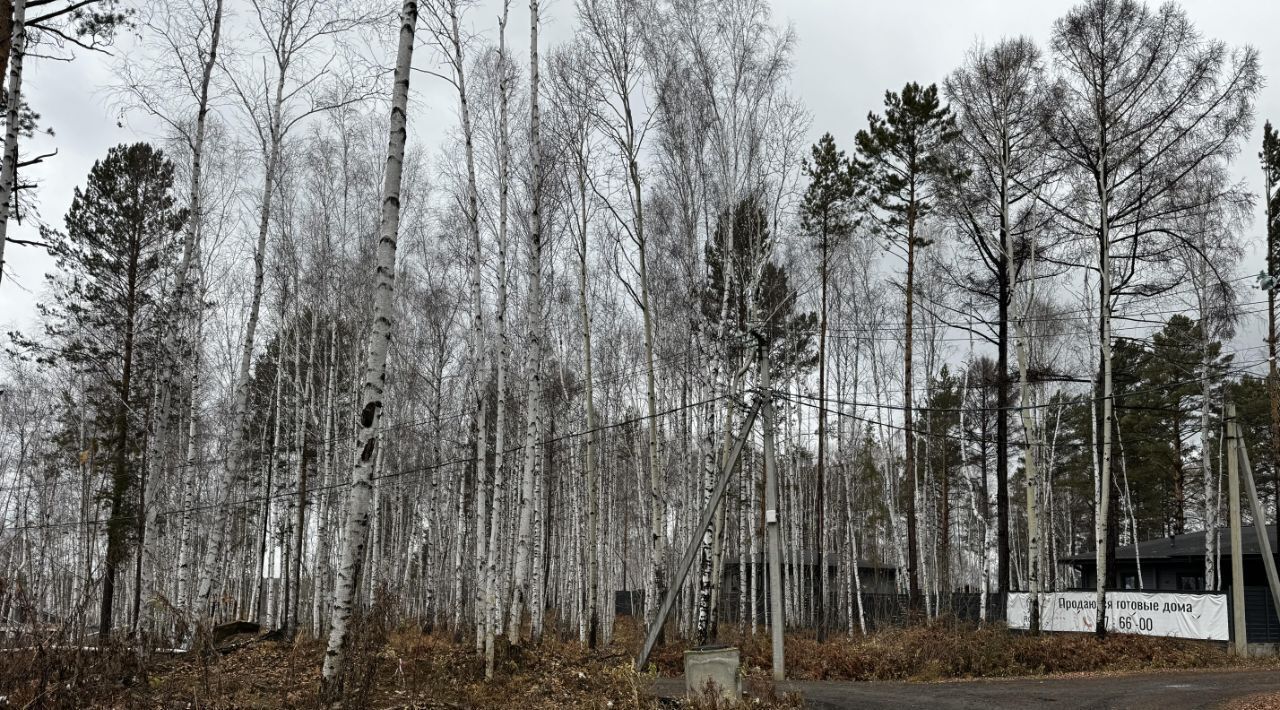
xmin=575 ymin=0 xmax=665 ymax=635
xmin=321 ymin=0 xmax=418 ymax=697
xmin=507 ymin=0 xmax=546 ymax=645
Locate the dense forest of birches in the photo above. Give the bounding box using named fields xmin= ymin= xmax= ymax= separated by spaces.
xmin=0 ymin=0 xmax=1278 ymax=688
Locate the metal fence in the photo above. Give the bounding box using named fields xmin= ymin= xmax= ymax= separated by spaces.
xmin=1238 ymin=586 xmax=1280 ymax=643
xmin=841 ymin=592 xmax=1006 ymax=631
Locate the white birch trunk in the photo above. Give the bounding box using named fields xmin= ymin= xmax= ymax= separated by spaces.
xmin=1014 ymin=306 xmax=1040 ymax=627
xmin=195 ymin=8 xmax=288 ymax=628
xmin=313 ymin=322 xmax=338 ymax=635
xmin=149 ymin=3 xmax=225 ymax=617
xmin=483 ymin=0 xmax=512 ymax=675
xmin=173 ymin=260 xmax=209 ymax=622
xmin=1203 ymin=342 xmax=1218 ymax=590
xmin=287 ymin=315 xmax=315 ymax=634
xmin=1005 ymin=173 xmax=1042 ymax=629
xmin=1095 ymin=164 xmax=1114 ymax=635
xmin=451 ymin=461 xmax=467 ymax=631
xmin=506 ymin=0 xmax=544 ymax=644
xmin=0 ymin=0 xmax=25 ymax=288
xmin=574 ymin=150 xmax=600 ymax=647
xmin=432 ymin=0 xmax=489 ymax=648
xmin=257 ymin=337 xmax=287 ymax=625
xmin=530 ymin=443 xmax=547 ymax=641
xmin=320 ymin=0 xmax=417 ymax=693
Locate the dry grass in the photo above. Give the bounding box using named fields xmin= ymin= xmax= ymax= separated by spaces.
xmin=647 ymin=622 xmax=1271 ymax=681
xmin=0 ymin=624 xmax=799 ymax=709
xmin=0 ymin=618 xmax=1269 ymax=708
xmin=0 ymin=635 xmax=662 ymax=709
xmin=1226 ymin=691 xmax=1280 ymax=710
xmin=0 ymin=641 xmax=152 ymax=708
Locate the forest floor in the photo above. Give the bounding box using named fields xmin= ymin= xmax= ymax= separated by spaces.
xmin=0 ymin=619 xmax=1275 ymax=708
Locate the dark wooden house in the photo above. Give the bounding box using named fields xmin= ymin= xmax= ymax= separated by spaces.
xmin=1061 ymin=524 xmax=1278 ymax=591
xmin=1061 ymin=525 xmax=1280 ymax=642
xmin=613 ymin=553 xmax=898 ymax=625
xmin=719 ymin=552 xmax=898 ymax=623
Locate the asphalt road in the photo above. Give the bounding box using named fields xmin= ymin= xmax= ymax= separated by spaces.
xmin=654 ymin=669 xmax=1280 ymax=709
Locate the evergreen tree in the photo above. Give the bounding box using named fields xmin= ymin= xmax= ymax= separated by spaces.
xmin=1226 ymin=375 xmax=1276 ymax=519
xmin=700 ymin=195 xmax=816 ymax=373
xmin=1059 ymin=317 xmax=1231 ymax=544
xmin=854 ymin=82 xmax=959 ymax=596
xmin=1140 ymin=316 xmax=1230 ymax=535
xmin=1263 ymin=121 xmax=1280 ymax=528
xmin=38 ymin=142 xmax=185 ymax=639
xmin=923 ymin=366 xmax=963 ymax=593
xmin=800 ymin=132 xmax=856 ymax=641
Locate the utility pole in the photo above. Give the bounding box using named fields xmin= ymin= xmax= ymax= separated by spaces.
xmin=1234 ymin=423 xmax=1280 ymax=628
xmin=635 ymin=401 xmax=760 ymax=672
xmin=761 ymin=344 xmax=785 ymax=681
xmin=1227 ymin=403 xmax=1246 ymax=655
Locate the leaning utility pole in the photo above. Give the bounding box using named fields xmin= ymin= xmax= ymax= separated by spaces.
xmin=635 ymin=400 xmax=760 ymax=672
xmin=634 ymin=335 xmax=788 ymax=681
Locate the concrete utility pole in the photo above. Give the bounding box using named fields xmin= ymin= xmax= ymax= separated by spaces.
xmin=760 ymin=346 xmax=785 ymax=681
xmin=1234 ymin=423 xmax=1280 ymax=631
xmin=635 ymin=400 xmax=760 ymax=672
xmin=634 ymin=338 xmax=790 ymax=684
xmin=1227 ymin=403 xmax=1246 ymax=655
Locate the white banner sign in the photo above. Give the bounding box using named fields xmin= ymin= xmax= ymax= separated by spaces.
xmin=1007 ymin=591 xmax=1228 ymax=641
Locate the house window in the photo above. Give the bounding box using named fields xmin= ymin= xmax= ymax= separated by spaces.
xmin=1120 ymin=573 xmax=1138 ymax=589
xmin=1178 ymin=574 xmax=1205 ymax=591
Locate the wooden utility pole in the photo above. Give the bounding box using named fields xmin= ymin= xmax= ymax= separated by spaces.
xmin=761 ymin=346 xmax=785 ymax=680
xmin=1227 ymin=403 xmax=1246 ymax=655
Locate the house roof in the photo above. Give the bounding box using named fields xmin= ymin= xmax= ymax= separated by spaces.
xmin=722 ymin=552 xmax=897 ymax=571
xmin=1061 ymin=524 xmax=1278 ymax=564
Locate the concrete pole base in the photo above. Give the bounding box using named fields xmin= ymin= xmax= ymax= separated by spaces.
xmin=684 ymin=645 xmax=741 ymax=702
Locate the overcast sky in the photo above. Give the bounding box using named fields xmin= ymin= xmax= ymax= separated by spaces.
xmin=3 ymin=0 xmax=1278 ymax=351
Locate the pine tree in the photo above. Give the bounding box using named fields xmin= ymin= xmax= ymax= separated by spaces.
xmin=921 ymin=366 xmax=963 ymax=593
xmin=1141 ymin=316 xmax=1230 ymax=536
xmin=700 ymin=195 xmax=816 ymax=371
xmin=38 ymin=142 xmax=185 ymax=639
xmin=1263 ymin=121 xmax=1280 ymax=530
xmin=800 ymin=133 xmax=856 ymax=641
xmin=853 ymin=82 xmax=958 ymax=598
